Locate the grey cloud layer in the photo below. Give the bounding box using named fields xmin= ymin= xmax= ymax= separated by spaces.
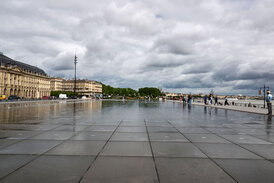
xmin=1 ymin=0 xmax=274 ymax=94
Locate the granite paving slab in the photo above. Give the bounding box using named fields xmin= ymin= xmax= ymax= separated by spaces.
xmin=70 ymin=131 xmax=112 ymax=141
xmin=147 ymin=126 xmax=177 ymax=133
xmin=100 ymin=141 xmax=152 ymax=157
xmin=221 ymin=135 xmax=272 ymax=144
xmin=146 ymin=122 xmax=172 ymax=127
xmin=214 ymin=159 xmax=274 ymax=183
xmin=254 ymin=135 xmax=274 ymax=143
xmin=241 ymin=144 xmax=274 ymax=159
xmin=156 ymin=158 xmax=236 ymax=183
xmin=0 ymin=140 xmax=61 ymax=155
xmin=151 ymin=142 xmax=206 ymax=158
xmin=47 ymin=140 xmax=105 ymax=156
xmin=184 ymin=133 xmax=231 ymax=143
xmin=53 ymin=125 xmax=88 ymax=132
xmin=149 ymin=132 xmax=189 ymax=142
xmin=0 ymin=139 xmax=20 ymax=149
xmin=84 ymin=125 xmax=117 ymax=132
xmin=195 ymin=143 xmax=262 ymax=159
xmin=30 ymin=131 xmax=77 ymax=140
xmin=120 ymin=122 xmax=145 ymax=127
xmin=81 ymin=157 xmax=158 ymax=183
xmin=110 ymin=132 xmax=148 ymax=142
xmin=0 ymin=130 xmax=41 ymax=140
xmin=0 ymin=155 xmax=36 ymax=179
xmin=178 ymin=127 xmax=211 ymax=134
xmin=116 ymin=126 xmax=147 ymax=133
xmin=205 ymin=128 xmax=242 ymax=135
xmin=1 ymin=155 xmax=94 ymax=183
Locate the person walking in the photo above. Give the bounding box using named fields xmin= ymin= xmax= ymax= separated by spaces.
xmin=224 ymin=96 xmax=229 ymax=106
xmin=204 ymin=95 xmax=207 ymax=105
xmin=188 ymin=95 xmax=192 ymax=104
xmin=209 ymin=95 xmax=213 ymax=105
xmin=266 ymin=90 xmax=272 ymax=115
xmin=214 ymin=95 xmax=218 ymax=105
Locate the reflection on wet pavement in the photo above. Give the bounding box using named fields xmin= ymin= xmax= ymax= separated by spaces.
xmin=0 ymin=100 xmax=274 ymax=183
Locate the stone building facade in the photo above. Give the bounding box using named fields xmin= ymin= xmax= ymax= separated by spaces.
xmin=50 ymin=77 xmax=63 ymax=91
xmin=0 ymin=53 xmax=102 ymax=99
xmin=52 ymin=79 xmax=102 ymax=96
xmin=0 ymin=53 xmax=50 ymax=98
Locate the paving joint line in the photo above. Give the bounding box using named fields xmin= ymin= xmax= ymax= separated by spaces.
xmin=144 ymin=119 xmax=161 ymax=183
xmin=167 ymin=120 xmax=239 ymax=183
xmin=0 ymin=133 xmax=68 ymax=181
xmin=0 ymin=124 xmax=63 ymax=151
xmin=0 ymin=123 xmax=99 ymax=181
xmin=206 ymin=127 xmax=274 ymax=164
xmin=78 ymin=120 xmax=123 ymax=183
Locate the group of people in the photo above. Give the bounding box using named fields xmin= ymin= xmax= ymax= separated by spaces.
xmin=203 ymin=94 xmax=231 ymax=106
xmin=203 ymin=94 xmax=221 ymax=105
xmin=175 ymin=95 xmax=192 ymax=104
xmin=202 ymin=90 xmax=272 ymax=115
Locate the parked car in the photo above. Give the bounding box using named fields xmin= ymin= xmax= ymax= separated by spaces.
xmin=42 ymin=96 xmax=49 ymax=100
xmin=8 ymin=95 xmax=20 ymax=100
xmin=50 ymin=96 xmax=57 ymax=100
xmin=59 ymin=94 xmax=68 ymax=99
xmin=0 ymin=95 xmax=6 ymax=100
xmin=70 ymin=96 xmax=78 ymax=99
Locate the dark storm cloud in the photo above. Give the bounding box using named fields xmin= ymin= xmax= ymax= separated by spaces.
xmin=43 ymin=52 xmax=75 ymax=71
xmin=1 ymin=0 xmax=274 ymax=94
xmin=163 ymin=79 xmax=216 ymax=89
xmin=212 ymin=62 xmax=274 ymax=82
xmin=152 ymin=37 xmax=194 ymax=56
xmin=233 ymin=82 xmax=261 ymax=90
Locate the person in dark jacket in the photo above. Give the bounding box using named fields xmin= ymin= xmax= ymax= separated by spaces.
xmin=214 ymin=96 xmax=218 ymax=105
xmin=204 ymin=95 xmax=207 ymax=105
xmin=224 ymin=96 xmax=229 ymax=106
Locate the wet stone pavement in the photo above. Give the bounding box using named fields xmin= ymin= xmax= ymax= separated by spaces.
xmin=0 ymin=100 xmax=274 ymax=183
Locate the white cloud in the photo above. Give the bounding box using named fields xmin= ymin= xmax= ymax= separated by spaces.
xmin=1 ymin=0 xmax=274 ymax=95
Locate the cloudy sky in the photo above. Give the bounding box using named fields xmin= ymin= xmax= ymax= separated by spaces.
xmin=1 ymin=0 xmax=274 ymax=95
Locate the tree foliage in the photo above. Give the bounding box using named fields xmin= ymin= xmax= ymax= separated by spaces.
xmin=138 ymin=87 xmax=163 ymax=97
xmin=102 ymin=84 xmax=137 ymax=97
xmin=102 ymin=83 xmax=164 ymax=98
xmin=50 ymin=91 xmax=78 ymax=97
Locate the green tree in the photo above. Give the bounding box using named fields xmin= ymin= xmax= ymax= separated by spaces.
xmin=102 ymin=84 xmax=137 ymax=97
xmin=50 ymin=91 xmax=78 ymax=97
xmin=138 ymin=87 xmax=163 ymax=98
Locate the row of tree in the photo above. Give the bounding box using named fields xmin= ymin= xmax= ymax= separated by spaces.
xmin=50 ymin=91 xmax=78 ymax=97
xmin=102 ymin=84 xmax=137 ymax=97
xmin=50 ymin=84 xmax=164 ymax=98
xmin=102 ymin=84 xmax=164 ymax=98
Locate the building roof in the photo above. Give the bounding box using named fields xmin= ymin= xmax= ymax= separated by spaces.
xmin=0 ymin=53 xmax=47 ymax=76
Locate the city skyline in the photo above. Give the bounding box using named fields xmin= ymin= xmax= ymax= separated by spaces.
xmin=1 ymin=0 xmax=274 ymax=95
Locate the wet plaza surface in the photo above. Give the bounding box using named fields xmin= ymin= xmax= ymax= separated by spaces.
xmin=0 ymin=100 xmax=274 ymax=183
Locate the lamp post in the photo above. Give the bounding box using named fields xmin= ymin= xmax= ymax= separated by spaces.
xmin=259 ymin=84 xmax=270 ymax=108
xmin=74 ymin=54 xmax=77 ymax=96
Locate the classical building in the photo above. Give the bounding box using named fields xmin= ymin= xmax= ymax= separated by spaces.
xmin=165 ymin=93 xmax=184 ymax=97
xmin=0 ymin=53 xmax=102 ymax=99
xmin=50 ymin=78 xmax=102 ymax=96
xmin=50 ymin=77 xmax=63 ymax=91
xmin=0 ymin=53 xmax=50 ymax=98
xmin=91 ymin=81 xmax=102 ymax=95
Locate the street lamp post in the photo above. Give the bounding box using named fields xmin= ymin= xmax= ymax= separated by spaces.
xmin=74 ymin=54 xmax=77 ymax=96
xmin=259 ymin=84 xmax=270 ymax=108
